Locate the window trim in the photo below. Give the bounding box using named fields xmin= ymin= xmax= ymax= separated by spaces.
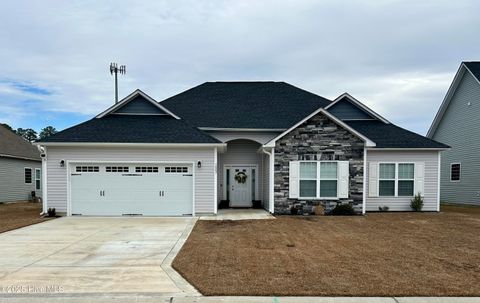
xmin=35 ymin=168 xmax=41 ymax=190
xmin=378 ymin=162 xmax=415 ymax=197
xmin=450 ymin=163 xmax=461 ymax=182
xmin=24 ymin=167 xmax=32 ymax=184
xmin=298 ymin=161 xmax=339 ymax=200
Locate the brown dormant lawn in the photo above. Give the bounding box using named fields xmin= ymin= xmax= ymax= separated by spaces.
xmin=0 ymin=202 xmax=51 ymax=233
xmin=173 ymin=205 xmax=480 ymax=296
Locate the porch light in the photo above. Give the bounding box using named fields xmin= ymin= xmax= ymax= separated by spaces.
xmin=60 ymin=160 xmax=65 ymax=167
xmin=197 ymin=161 xmax=202 ymax=168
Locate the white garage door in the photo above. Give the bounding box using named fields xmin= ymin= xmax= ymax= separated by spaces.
xmin=70 ymin=163 xmax=193 ymax=216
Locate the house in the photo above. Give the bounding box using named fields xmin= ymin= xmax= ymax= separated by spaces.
xmin=427 ymin=61 xmax=480 ymax=206
xmin=0 ymin=125 xmax=42 ymax=203
xmin=35 ymin=82 xmax=448 ymax=216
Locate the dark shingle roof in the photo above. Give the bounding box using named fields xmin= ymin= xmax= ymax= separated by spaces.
xmin=160 ymin=81 xmax=331 ymax=129
xmin=38 ymin=115 xmax=220 ymax=144
xmin=464 ymin=61 xmax=480 ymax=82
xmin=0 ymin=125 xmax=40 ymax=160
xmin=345 ymin=120 xmax=449 ymax=149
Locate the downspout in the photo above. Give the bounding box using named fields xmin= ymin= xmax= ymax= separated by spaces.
xmin=262 ymin=147 xmax=275 ymax=213
xmin=37 ymin=145 xmax=47 ymax=215
xmin=362 ymin=147 xmax=367 ymax=215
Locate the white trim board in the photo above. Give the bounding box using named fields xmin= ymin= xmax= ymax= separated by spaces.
xmin=325 ymin=92 xmax=390 ymax=124
xmin=263 ymin=108 xmax=376 ymax=148
xmin=96 ymin=89 xmax=181 ymax=119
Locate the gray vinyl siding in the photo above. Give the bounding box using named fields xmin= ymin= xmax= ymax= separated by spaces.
xmin=206 ymin=130 xmax=280 ymax=144
xmin=217 ymin=139 xmax=263 ymax=202
xmin=366 ymin=150 xmax=439 ymax=211
xmin=0 ymin=157 xmax=42 ymax=202
xmin=328 ymin=98 xmax=375 ymax=120
xmin=45 ymin=146 xmax=215 ymax=214
xmin=114 ymin=96 xmax=167 ymax=114
xmin=432 ymin=71 xmax=480 ymax=205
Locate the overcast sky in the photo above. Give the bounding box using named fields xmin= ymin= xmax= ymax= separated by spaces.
xmin=1 ymin=0 xmax=479 ymax=135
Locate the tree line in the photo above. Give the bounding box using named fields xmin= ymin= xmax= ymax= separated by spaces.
xmin=1 ymin=123 xmax=57 ymax=142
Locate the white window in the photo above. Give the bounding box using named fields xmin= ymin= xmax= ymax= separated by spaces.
xmin=35 ymin=168 xmax=41 ymax=190
xmin=450 ymin=163 xmax=460 ymax=182
xmin=379 ymin=163 xmax=395 ymax=196
xmin=135 ymin=166 xmax=159 ymax=173
xmin=294 ymin=161 xmax=347 ymax=199
xmin=76 ymin=166 xmax=99 ymax=173
xmin=106 ymin=166 xmax=129 ymax=173
xmin=299 ymin=162 xmax=317 ymax=198
xmin=378 ymin=163 xmax=415 ymax=197
xmin=24 ymin=168 xmax=32 ymax=184
xmin=165 ymin=166 xmax=188 ymax=173
xmin=398 ymin=163 xmax=414 ymax=196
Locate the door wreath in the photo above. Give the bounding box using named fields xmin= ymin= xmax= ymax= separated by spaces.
xmin=234 ymin=171 xmax=248 ymax=184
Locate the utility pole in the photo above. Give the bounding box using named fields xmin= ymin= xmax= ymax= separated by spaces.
xmin=110 ymin=63 xmax=126 ymax=103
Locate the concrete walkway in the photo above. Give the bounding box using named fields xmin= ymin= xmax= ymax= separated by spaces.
xmin=0 ymin=217 xmax=199 ymax=296
xmin=200 ymin=209 xmax=275 ymax=220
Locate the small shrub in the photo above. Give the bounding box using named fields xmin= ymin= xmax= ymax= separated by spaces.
xmin=47 ymin=207 xmax=56 ymax=217
xmin=330 ymin=203 xmax=356 ymax=216
xmin=378 ymin=206 xmax=389 ymax=212
xmin=290 ymin=205 xmax=299 ymax=215
xmin=410 ymin=193 xmax=424 ymax=211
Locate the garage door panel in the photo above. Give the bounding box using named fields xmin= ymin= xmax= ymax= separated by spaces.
xmin=70 ymin=163 xmax=193 ymax=216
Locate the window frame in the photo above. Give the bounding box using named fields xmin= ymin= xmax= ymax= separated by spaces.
xmin=450 ymin=163 xmax=461 ymax=182
xmin=75 ymin=166 xmax=100 ymax=173
xmin=298 ymin=161 xmax=339 ymax=200
xmin=35 ymin=168 xmax=41 ymax=190
xmin=24 ymin=167 xmax=32 ymax=184
xmin=397 ymin=163 xmax=415 ymax=197
xmin=378 ymin=162 xmax=415 ymax=197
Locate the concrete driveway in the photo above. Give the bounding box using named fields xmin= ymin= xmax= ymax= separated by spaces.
xmin=0 ymin=217 xmax=199 ymax=296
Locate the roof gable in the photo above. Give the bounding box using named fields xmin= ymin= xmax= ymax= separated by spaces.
xmin=160 ymin=81 xmax=331 ymax=129
xmin=325 ymin=93 xmax=389 ymax=123
xmin=114 ymin=95 xmax=168 ymax=115
xmin=264 ymin=108 xmax=376 ymax=148
xmin=0 ymin=125 xmax=40 ymax=161
xmin=96 ymin=89 xmax=180 ymax=119
xmin=427 ymin=62 xmax=480 ymax=138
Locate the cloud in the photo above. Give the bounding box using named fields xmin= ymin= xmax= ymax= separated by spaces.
xmin=0 ymin=0 xmax=479 ymax=134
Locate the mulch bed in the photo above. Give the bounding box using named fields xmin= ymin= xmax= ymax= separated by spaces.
xmin=173 ymin=205 xmax=480 ymax=296
xmin=0 ymin=202 xmax=52 ymax=233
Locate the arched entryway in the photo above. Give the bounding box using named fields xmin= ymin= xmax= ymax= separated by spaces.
xmin=217 ymin=139 xmax=269 ymax=210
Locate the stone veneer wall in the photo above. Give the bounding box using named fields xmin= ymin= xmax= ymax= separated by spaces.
xmin=274 ymin=113 xmax=364 ymax=215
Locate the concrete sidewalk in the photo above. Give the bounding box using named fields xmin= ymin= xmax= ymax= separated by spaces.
xmin=1 ymin=295 xmax=479 ymax=303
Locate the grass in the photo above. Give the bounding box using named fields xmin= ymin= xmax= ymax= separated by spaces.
xmin=0 ymin=202 xmax=51 ymax=233
xmin=173 ymin=205 xmax=480 ymax=296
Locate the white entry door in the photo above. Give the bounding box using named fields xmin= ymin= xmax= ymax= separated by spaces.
xmin=70 ymin=163 xmax=193 ymax=216
xmin=228 ymin=166 xmax=255 ymax=207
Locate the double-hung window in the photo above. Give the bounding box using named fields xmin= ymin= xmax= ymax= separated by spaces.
xmin=299 ymin=162 xmax=317 ymax=198
xmin=299 ymin=161 xmax=339 ymax=199
xmin=398 ymin=163 xmax=414 ymax=196
xmin=378 ymin=163 xmax=414 ymax=197
xmin=35 ymin=168 xmax=41 ymax=190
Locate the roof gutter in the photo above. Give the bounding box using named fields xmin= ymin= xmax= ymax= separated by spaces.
xmin=366 ymin=147 xmax=450 ymax=151
xmin=0 ymin=153 xmax=41 ymax=162
xmin=33 ymin=142 xmax=227 ymax=148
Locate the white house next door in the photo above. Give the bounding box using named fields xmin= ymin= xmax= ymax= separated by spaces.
xmin=227 ymin=166 xmax=256 ymax=207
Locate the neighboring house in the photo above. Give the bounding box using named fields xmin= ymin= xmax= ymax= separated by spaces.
xmin=35 ymin=82 xmax=448 ymax=216
xmin=0 ymin=125 xmax=42 ymax=203
xmin=427 ymin=61 xmax=480 ymax=206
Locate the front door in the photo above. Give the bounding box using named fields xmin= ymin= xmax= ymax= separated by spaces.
xmin=229 ymin=166 xmax=253 ymax=207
